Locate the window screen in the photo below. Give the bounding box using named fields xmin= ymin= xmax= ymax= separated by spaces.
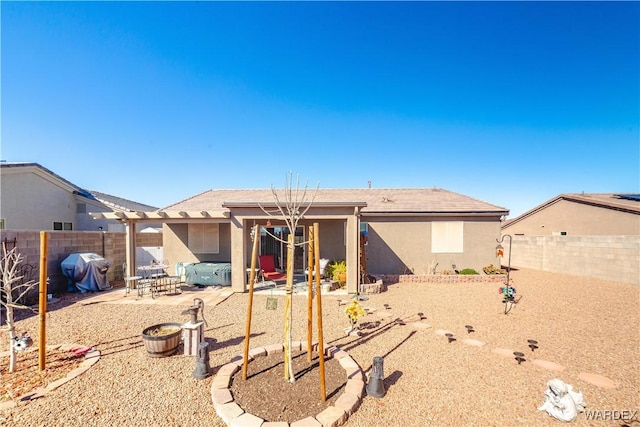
xmin=431 ymin=221 xmax=463 ymax=253
xmin=188 ymin=223 xmax=220 ymax=253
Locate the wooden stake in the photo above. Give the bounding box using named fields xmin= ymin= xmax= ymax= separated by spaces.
xmin=307 ymin=226 xmax=314 ymax=363
xmin=38 ymin=231 xmax=48 ymax=372
xmin=314 ymin=222 xmax=326 ymax=400
xmin=242 ymin=225 xmax=260 ymax=380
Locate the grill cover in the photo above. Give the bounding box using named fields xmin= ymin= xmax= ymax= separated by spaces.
xmin=61 ymin=253 xmax=112 ymax=293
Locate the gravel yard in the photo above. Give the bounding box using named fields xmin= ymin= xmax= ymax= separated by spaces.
xmin=1 ymin=268 xmax=638 ymax=427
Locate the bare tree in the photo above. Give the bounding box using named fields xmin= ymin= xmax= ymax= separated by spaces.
xmin=259 ymin=172 xmax=319 ymax=382
xmin=1 ymin=245 xmax=37 ymax=372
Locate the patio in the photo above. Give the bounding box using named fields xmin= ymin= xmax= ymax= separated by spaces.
xmin=1 ymin=268 xmax=638 ymax=426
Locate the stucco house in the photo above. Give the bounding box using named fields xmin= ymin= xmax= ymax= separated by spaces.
xmin=502 ymin=193 xmax=640 ymax=236
xmin=92 ymin=187 xmax=508 ymax=293
xmin=0 ymin=162 xmax=158 ymax=232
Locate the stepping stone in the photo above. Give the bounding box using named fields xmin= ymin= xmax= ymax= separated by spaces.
xmin=492 ymin=348 xmax=515 ymax=358
xmin=461 ymin=338 xmax=485 ymax=347
xmin=435 ymin=329 xmax=454 ymax=336
xmin=411 ymin=322 xmax=432 ymax=330
xmin=531 ymin=359 xmax=565 ymax=372
xmin=578 ymin=373 xmax=617 ymax=389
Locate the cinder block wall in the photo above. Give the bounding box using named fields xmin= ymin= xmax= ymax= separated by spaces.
xmin=0 ymin=230 xmax=162 ymax=294
xmin=504 ymin=235 xmax=639 ymax=286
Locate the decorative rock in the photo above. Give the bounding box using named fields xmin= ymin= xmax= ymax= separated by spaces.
xmin=345 ymin=378 xmax=365 ymax=398
xmin=492 ymin=348 xmax=515 ymax=358
xmin=212 ymin=388 xmax=234 ymax=405
xmin=291 ymin=416 xmax=322 ymax=427
xmin=217 ymin=363 xmax=240 ymax=376
xmin=211 ymin=374 xmax=232 ymax=390
xmin=461 ymin=338 xmax=486 ymax=347
xmin=215 ymin=402 xmax=244 ymax=425
xmin=230 ymin=412 xmax=264 ymax=427
xmin=315 ymin=406 xmax=347 ymax=427
xmin=578 ymin=373 xmax=617 ymax=389
xmin=411 ymin=322 xmax=432 ymax=330
xmin=335 ymin=392 xmax=360 ymax=415
xmin=531 ymin=359 xmax=565 ymax=372
xmin=264 ymin=343 xmax=284 ymax=354
xmin=248 ymin=347 xmax=267 ymax=358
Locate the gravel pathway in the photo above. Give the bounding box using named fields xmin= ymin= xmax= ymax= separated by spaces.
xmin=1 ymin=268 xmax=638 ymax=426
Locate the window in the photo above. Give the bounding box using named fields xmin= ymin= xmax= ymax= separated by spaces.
xmin=431 ymin=221 xmax=463 ymax=253
xmin=53 ymin=222 xmax=73 ymax=231
xmin=76 ymin=203 xmax=86 ymax=213
xmin=0 ymin=219 xmax=4 ymax=230
xmin=188 ymin=223 xmax=219 ymax=253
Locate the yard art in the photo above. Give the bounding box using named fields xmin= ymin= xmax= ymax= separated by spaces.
xmin=496 ymin=234 xmax=519 ymax=314
xmin=0 ymin=240 xmax=40 ymax=373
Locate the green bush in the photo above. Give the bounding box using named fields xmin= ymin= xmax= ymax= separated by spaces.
xmin=459 ymin=268 xmax=479 ymax=275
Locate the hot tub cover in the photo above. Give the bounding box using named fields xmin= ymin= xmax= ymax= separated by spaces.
xmin=61 ymin=253 xmax=112 ymax=293
xmin=184 ymin=262 xmax=232 ymax=286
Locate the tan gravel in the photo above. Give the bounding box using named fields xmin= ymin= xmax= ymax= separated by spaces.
xmin=1 ymin=268 xmax=638 ymax=427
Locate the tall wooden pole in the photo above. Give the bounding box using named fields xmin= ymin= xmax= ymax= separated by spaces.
xmin=313 ymin=222 xmax=326 ymax=400
xmin=242 ymin=226 xmax=260 ymax=380
xmin=38 ymin=231 xmax=48 ymax=371
xmin=306 ymin=226 xmax=314 ymax=363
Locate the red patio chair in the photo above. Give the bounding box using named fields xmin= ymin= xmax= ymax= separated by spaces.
xmin=259 ymin=255 xmax=287 ymax=283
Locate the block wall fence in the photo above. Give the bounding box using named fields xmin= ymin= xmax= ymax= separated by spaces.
xmin=0 ymin=230 xmax=162 ymax=294
xmin=503 ymin=235 xmax=639 ymax=286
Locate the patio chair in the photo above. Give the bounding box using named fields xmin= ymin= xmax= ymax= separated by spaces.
xmin=305 ymin=258 xmax=330 ymax=281
xmin=160 ymin=259 xmax=182 ymax=295
xmin=259 ymin=254 xmax=287 ymax=284
xmin=122 ymin=263 xmax=142 ymax=295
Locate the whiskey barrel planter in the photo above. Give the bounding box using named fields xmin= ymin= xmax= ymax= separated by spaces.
xmin=141 ymin=323 xmax=183 ymax=357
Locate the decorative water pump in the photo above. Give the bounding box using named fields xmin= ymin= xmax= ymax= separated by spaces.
xmin=181 ymin=298 xmax=208 ymax=356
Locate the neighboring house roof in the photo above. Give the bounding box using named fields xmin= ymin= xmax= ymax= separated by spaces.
xmin=503 ymin=193 xmax=640 ymax=228
xmin=90 ymin=190 xmax=158 ymax=212
xmin=165 ymin=188 xmax=508 ymax=216
xmin=1 ymin=161 xmax=83 ymax=194
xmin=1 ymin=161 xmax=157 ymax=212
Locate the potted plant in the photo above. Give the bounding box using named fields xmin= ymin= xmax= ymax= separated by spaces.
xmin=329 ymin=260 xmax=347 ymax=288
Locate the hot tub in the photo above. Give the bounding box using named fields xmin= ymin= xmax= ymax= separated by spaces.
xmin=184 ymin=262 xmax=232 ymax=286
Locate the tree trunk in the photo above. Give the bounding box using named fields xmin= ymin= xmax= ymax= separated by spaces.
xmin=283 ymin=235 xmax=295 ymax=382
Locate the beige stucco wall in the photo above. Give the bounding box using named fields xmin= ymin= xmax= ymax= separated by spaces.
xmin=163 ymin=222 xmax=232 ymax=267
xmin=1 ymin=168 xmax=77 ymax=230
xmin=503 ymin=200 xmax=640 ymax=236
xmin=364 ymin=216 xmax=503 ymax=275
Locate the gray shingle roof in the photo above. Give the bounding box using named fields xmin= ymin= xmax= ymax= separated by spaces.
xmin=89 ymin=190 xmax=158 ymax=212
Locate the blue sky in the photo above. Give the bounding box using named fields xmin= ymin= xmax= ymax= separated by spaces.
xmin=2 ymin=1 xmax=638 ymax=218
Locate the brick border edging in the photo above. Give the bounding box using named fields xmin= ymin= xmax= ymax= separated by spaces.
xmin=0 ymin=343 xmax=101 ymax=411
xmin=211 ymin=342 xmax=365 ymax=427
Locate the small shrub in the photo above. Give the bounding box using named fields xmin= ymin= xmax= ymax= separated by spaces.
xmin=459 ymin=268 xmax=479 ymax=275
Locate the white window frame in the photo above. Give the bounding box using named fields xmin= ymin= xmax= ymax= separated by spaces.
xmin=188 ymin=223 xmax=220 ymax=254
xmin=431 ymin=221 xmax=463 ymax=253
